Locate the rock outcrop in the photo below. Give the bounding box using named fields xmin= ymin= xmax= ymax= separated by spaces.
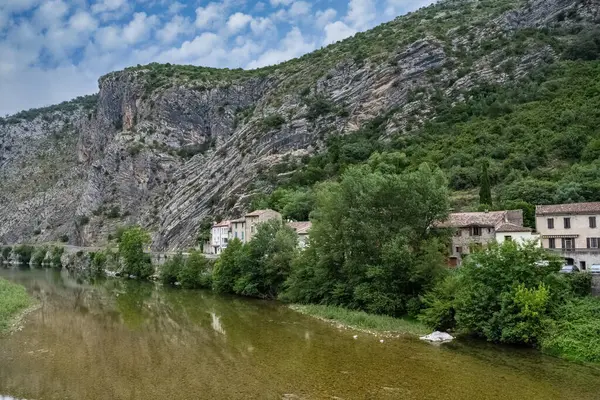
xmin=0 ymin=0 xmax=598 ymax=250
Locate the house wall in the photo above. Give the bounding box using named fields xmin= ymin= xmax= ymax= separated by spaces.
xmin=537 ymin=212 xmax=600 ymax=269
xmin=495 ymin=232 xmax=540 ymax=246
xmin=245 ymin=211 xmax=282 ymax=242
xmin=536 ymin=213 xmax=600 ymax=250
xmin=450 ymin=226 xmax=496 ymax=258
xmin=231 ymin=221 xmax=246 ymax=242
xmin=298 ymin=233 xmax=309 ymax=249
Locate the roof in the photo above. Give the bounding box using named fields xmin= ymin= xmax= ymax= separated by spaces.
xmin=437 ymin=211 xmax=508 ymax=229
xmin=213 ymin=220 xmax=231 ymax=228
xmin=287 ymin=221 xmax=312 ymax=235
xmin=536 ymin=202 xmax=600 ymax=216
xmin=230 ymin=218 xmax=245 ymax=223
xmin=245 ymin=209 xmax=277 ymax=217
xmin=495 ymin=223 xmax=533 ymax=233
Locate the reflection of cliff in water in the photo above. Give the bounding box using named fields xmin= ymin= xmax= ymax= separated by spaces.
xmin=2 ymin=269 xmax=600 ymax=400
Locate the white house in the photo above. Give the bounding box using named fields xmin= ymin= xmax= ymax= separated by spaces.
xmin=210 ymin=220 xmax=231 ymax=254
xmin=495 ymin=223 xmax=540 ymax=246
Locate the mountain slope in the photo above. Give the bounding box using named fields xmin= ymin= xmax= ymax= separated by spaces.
xmin=0 ymin=0 xmax=598 ymax=250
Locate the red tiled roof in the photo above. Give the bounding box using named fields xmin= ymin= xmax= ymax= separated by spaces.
xmin=437 ymin=211 xmax=508 ymax=228
xmin=246 ymin=209 xmax=277 ymax=217
xmin=212 ymin=220 xmax=231 ymax=228
xmin=496 ymin=223 xmax=532 ymax=233
xmin=536 ymin=202 xmax=600 ymax=215
xmin=287 ymin=221 xmax=312 ymax=235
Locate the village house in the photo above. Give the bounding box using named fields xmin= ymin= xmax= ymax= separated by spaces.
xmin=439 ymin=210 xmax=533 ymax=266
xmin=536 ymin=202 xmax=600 ymax=270
xmin=208 ymin=209 xmax=283 ymax=254
xmin=287 ymin=221 xmax=312 ymax=249
xmin=210 ymin=220 xmax=231 ymax=255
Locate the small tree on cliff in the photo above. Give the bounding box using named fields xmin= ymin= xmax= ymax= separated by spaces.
xmin=119 ymin=226 xmax=153 ymax=279
xmin=479 ymin=160 xmax=493 ymax=207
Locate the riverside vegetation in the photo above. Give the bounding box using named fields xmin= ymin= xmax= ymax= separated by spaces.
xmin=0 ymin=278 xmax=33 ymax=333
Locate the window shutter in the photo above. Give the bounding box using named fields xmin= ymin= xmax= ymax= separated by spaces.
xmin=588 ymin=238 xmax=591 ymax=249
xmin=562 ymin=238 xmax=565 ymax=249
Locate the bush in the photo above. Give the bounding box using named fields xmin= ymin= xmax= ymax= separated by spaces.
xmin=261 ymin=114 xmax=286 ymax=131
xmin=541 ymin=297 xmax=600 ymax=363
xmin=419 ymin=272 xmax=460 ymax=331
xmin=1 ymin=246 xmax=12 ymax=261
xmin=31 ymin=247 xmax=48 ymax=267
xmin=49 ymin=246 xmax=64 ymax=268
xmin=59 ymin=234 xmax=69 ymax=243
xmin=178 ymin=251 xmax=212 ymax=289
xmin=90 ymin=251 xmax=108 ymax=275
xmin=118 ymin=226 xmax=153 ymax=279
xmin=160 ymin=253 xmax=185 ymax=285
xmin=13 ymin=245 xmax=35 ymax=264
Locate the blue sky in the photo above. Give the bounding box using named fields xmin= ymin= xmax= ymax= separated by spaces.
xmin=0 ymin=0 xmax=435 ymax=115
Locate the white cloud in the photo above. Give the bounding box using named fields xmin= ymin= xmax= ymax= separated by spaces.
xmin=254 ymin=2 xmax=267 ymax=12
xmin=346 ymin=0 xmax=376 ymax=30
xmin=122 ymin=12 xmax=158 ymax=45
xmin=385 ymin=0 xmax=436 ymax=17
xmin=250 ymin=17 xmax=275 ymax=36
xmin=1 ymin=0 xmax=41 ymax=13
xmin=195 ymin=3 xmax=223 ymax=29
xmin=91 ymin=0 xmax=128 ymax=14
xmin=315 ymin=8 xmax=337 ymax=29
xmin=247 ymin=27 xmax=315 ymax=69
xmin=269 ymin=0 xmax=293 ymax=6
xmin=289 ymin=1 xmax=311 ymax=17
xmin=157 ymin=32 xmax=222 ymax=64
xmin=156 ymin=15 xmax=192 ymax=44
xmin=69 ymin=11 xmax=98 ymax=33
xmin=33 ymin=0 xmax=69 ymax=30
xmin=323 ymin=21 xmax=357 ymax=45
xmin=226 ymin=12 xmax=252 ymax=34
xmin=94 ymin=25 xmax=124 ymax=50
xmin=168 ymin=2 xmax=186 ymax=15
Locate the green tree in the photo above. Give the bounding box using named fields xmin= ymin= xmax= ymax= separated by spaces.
xmin=160 ymin=253 xmax=184 ymax=285
xmin=13 ymin=245 xmax=34 ymax=264
xmin=479 ymin=160 xmax=493 ymax=207
xmin=49 ymin=246 xmax=64 ymax=268
xmin=119 ymin=226 xmax=153 ymax=279
xmin=283 ymin=163 xmax=449 ymax=316
xmin=212 ymin=238 xmax=247 ymax=293
xmin=31 ymin=247 xmax=48 ymax=267
xmin=422 ymin=241 xmax=563 ymax=345
xmin=178 ymin=251 xmax=212 ymax=289
xmin=1 ymin=246 xmax=12 ymax=262
xmin=196 ymin=217 xmax=213 ymax=245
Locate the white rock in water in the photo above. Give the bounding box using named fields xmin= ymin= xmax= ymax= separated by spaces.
xmin=419 ymin=331 xmax=454 ymax=342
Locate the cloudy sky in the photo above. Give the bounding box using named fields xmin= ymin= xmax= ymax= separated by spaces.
xmin=0 ymin=0 xmax=435 ymax=115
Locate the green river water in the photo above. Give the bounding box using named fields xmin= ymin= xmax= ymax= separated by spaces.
xmin=1 ymin=268 xmax=600 ymax=400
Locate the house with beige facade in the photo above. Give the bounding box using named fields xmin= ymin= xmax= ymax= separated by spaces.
xmin=439 ymin=210 xmax=529 ymax=266
xmin=287 ymin=221 xmax=312 ymax=249
xmin=208 ymin=209 xmax=283 ymax=254
xmin=536 ymin=202 xmax=600 ymax=270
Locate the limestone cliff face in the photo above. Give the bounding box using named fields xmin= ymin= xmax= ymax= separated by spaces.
xmin=0 ymin=0 xmax=598 ymax=250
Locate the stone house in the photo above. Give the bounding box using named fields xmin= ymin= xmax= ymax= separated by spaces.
xmin=439 ymin=210 xmax=525 ymax=266
xmin=287 ymin=221 xmax=312 ymax=249
xmin=244 ymin=209 xmax=282 ymax=243
xmin=536 ymin=202 xmax=600 ymax=270
xmin=209 ymin=209 xmax=283 ymax=254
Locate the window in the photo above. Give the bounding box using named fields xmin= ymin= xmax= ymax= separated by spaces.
xmin=562 ymin=238 xmax=574 ymax=250
xmin=455 ymin=246 xmax=462 ymax=254
xmin=488 ymin=228 xmax=492 ymax=233
xmin=504 ymin=236 xmax=512 ymax=241
xmin=547 ymin=218 xmax=554 ymax=229
xmin=564 ymin=217 xmax=571 ymax=229
xmin=587 ymin=238 xmax=600 ymax=248
xmin=591 ymin=217 xmax=597 ymax=228
xmin=470 ymin=226 xmax=482 ymax=236
xmin=580 ymin=261 xmax=587 ymax=270
xmin=549 ymin=238 xmax=556 ymax=249
xmin=454 ymin=230 xmax=462 ymax=237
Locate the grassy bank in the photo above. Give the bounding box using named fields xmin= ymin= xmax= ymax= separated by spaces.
xmin=290 ymin=304 xmax=429 ymax=336
xmin=0 ymin=278 xmax=33 ymax=333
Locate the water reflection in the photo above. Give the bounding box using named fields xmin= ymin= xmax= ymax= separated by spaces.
xmin=1 ymin=268 xmax=600 ymax=400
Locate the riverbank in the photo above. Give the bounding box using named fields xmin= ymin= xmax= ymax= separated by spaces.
xmin=290 ymin=304 xmax=429 ymax=337
xmin=0 ymin=278 xmax=35 ymax=334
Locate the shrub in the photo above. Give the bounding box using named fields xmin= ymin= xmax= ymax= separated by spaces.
xmin=178 ymin=251 xmax=212 ymax=289
xmin=160 ymin=253 xmax=184 ymax=285
xmin=49 ymin=246 xmax=64 ymax=268
xmin=1 ymin=246 xmax=12 ymax=261
xmin=59 ymin=234 xmax=69 ymax=243
xmin=261 ymin=114 xmax=286 ymax=131
xmin=90 ymin=251 xmax=108 ymax=275
xmin=541 ymin=297 xmax=600 ymax=363
xmin=31 ymin=247 xmax=48 ymax=267
xmin=13 ymin=245 xmax=35 ymax=264
xmin=119 ymin=226 xmax=153 ymax=279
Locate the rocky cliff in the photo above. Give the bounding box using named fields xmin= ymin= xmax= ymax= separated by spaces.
xmin=0 ymin=0 xmax=598 ymax=250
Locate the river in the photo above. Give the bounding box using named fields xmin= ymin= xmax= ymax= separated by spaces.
xmin=1 ymin=268 xmax=599 ymax=400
